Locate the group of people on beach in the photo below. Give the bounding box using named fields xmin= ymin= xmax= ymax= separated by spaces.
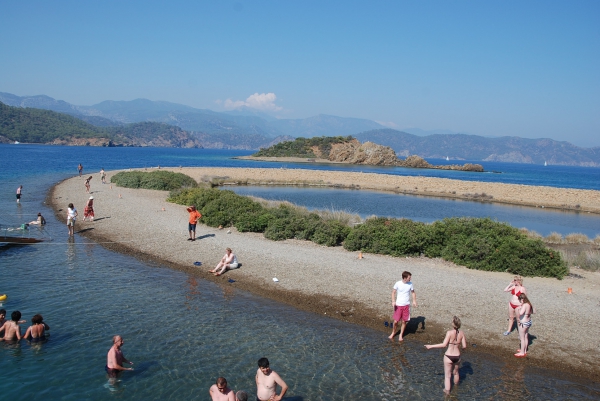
xmin=387 ymin=271 xmax=535 ymax=394
xmin=0 ymin=309 xmax=50 ymax=342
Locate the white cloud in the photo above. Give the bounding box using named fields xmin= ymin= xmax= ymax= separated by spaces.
xmin=222 ymin=92 xmax=282 ymax=112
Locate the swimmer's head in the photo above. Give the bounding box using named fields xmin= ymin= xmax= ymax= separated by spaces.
xmin=258 ymin=357 xmax=270 ymax=369
xmin=32 ymin=314 xmax=43 ymax=324
xmin=0 ymin=309 xmax=5 ymax=318
xmin=452 ymin=316 xmax=461 ymax=330
xmin=11 ymin=311 xmax=21 ymax=322
xmin=236 ymin=390 xmax=248 ymax=401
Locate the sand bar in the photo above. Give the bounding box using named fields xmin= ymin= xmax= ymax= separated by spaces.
xmin=50 ymin=167 xmax=600 ymax=379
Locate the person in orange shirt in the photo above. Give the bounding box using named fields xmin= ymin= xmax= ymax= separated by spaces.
xmin=187 ymin=205 xmax=202 ymax=241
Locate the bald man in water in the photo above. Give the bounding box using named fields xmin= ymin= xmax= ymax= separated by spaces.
xmin=106 ymin=335 xmax=134 ymax=378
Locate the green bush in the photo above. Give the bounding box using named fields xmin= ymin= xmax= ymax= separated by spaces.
xmin=311 ymin=219 xmax=352 ymax=246
xmin=112 ymin=170 xmax=197 ymax=191
xmin=343 ymin=217 xmax=429 ymax=256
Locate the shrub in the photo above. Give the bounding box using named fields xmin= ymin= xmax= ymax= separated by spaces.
xmin=112 ymin=170 xmax=197 ymax=191
xmin=344 ymin=217 xmax=429 ymax=256
xmin=564 ymin=233 xmax=590 ymax=244
xmin=311 ymin=219 xmax=352 ymax=246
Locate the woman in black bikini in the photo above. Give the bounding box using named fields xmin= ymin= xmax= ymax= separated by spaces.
xmin=425 ymin=316 xmax=467 ymax=395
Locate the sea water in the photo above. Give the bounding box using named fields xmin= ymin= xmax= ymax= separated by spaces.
xmin=1 ymin=144 xmax=599 ymax=400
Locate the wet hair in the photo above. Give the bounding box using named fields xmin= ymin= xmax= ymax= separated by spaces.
xmin=452 ymin=316 xmax=461 ymax=330
xmin=514 ymin=275 xmax=523 ymax=285
xmin=11 ymin=311 xmax=21 ymax=322
xmin=258 ymin=357 xmax=270 ymax=368
xmin=236 ymin=390 xmax=248 ymax=401
xmin=402 ymin=271 xmax=412 ymax=280
xmin=68 ymin=203 xmax=74 ymax=209
xmin=32 ymin=314 xmax=43 ymax=324
xmin=216 ymin=377 xmax=227 ymax=386
xmin=0 ymin=309 xmax=6 ymax=316
xmin=113 ymin=335 xmax=122 ymax=344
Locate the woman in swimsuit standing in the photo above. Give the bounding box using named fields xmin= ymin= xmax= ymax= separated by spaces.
xmin=515 ymin=293 xmax=533 ymax=357
xmin=503 ymin=275 xmax=526 ymax=335
xmin=425 ymin=316 xmax=467 ymax=395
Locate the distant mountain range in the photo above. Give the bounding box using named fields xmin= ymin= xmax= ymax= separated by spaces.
xmin=1 ymin=92 xmax=598 ymax=166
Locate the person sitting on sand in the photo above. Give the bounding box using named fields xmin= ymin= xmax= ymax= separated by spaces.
xmin=209 ymin=248 xmax=239 ymax=276
xmin=425 ymin=316 xmax=467 ymax=395
xmin=22 ymin=314 xmax=50 ymax=341
xmin=503 ymin=275 xmax=527 ymax=335
xmin=515 ymin=293 xmax=534 ymax=357
xmin=209 ymin=377 xmax=235 ymax=401
xmin=28 ymin=213 xmax=46 ymax=225
xmin=0 ymin=311 xmax=23 ymax=341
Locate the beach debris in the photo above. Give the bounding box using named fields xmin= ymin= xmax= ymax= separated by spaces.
xmin=568 ymin=287 xmax=573 ymax=294
xmin=358 ymin=252 xmax=363 ymax=259
xmin=119 ymin=194 xmax=122 ymax=199
xmin=272 ymin=277 xmax=279 ymax=282
xmin=193 ymin=261 xmax=202 ymax=266
xmin=228 ymin=278 xmax=235 ymax=283
xmin=227 ymin=229 xmax=231 ymax=234
xmin=384 ymin=321 xmax=389 ymax=327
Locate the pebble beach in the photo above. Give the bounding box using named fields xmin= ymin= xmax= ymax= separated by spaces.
xmin=50 ymin=167 xmax=600 ymax=379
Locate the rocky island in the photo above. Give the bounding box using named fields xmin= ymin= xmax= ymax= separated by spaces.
xmin=240 ymin=136 xmax=484 ymax=172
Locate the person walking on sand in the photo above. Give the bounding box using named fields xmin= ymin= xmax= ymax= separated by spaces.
xmin=67 ymin=203 xmax=78 ymax=236
xmin=100 ymin=168 xmax=106 ymax=184
xmin=209 ymin=248 xmax=239 ymax=276
xmin=16 ymin=185 xmax=23 ymax=203
xmin=209 ymin=377 xmax=235 ymax=401
xmin=83 ymin=196 xmax=95 ymax=221
xmin=84 ymin=176 xmax=93 ymax=193
xmin=389 ymin=270 xmax=417 ymax=341
xmin=78 ymin=163 xmax=83 ymax=177
xmin=106 ymin=335 xmax=133 ymax=378
xmin=503 ymin=275 xmax=527 ymax=335
xmin=425 ymin=316 xmax=467 ymax=395
xmin=256 ymin=357 xmax=288 ymax=401
xmin=187 ymin=205 xmax=202 ymax=241
xmin=515 ymin=293 xmax=534 ymax=357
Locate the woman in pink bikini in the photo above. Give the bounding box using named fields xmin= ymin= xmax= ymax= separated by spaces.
xmin=503 ymin=275 xmax=526 ymax=336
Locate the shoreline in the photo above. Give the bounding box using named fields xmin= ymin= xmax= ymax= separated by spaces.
xmin=204 ymin=164 xmax=600 ymax=215
xmin=49 ymin=168 xmax=600 ymax=380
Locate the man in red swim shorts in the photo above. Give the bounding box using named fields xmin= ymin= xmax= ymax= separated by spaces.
xmin=389 ymin=271 xmax=417 ymax=342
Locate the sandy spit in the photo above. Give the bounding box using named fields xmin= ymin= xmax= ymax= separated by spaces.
xmin=49 ymin=167 xmax=600 ymax=380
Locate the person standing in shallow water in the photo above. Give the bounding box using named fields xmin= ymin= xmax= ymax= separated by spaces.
xmin=209 ymin=377 xmax=235 ymax=401
xmin=256 ymin=357 xmax=288 ymax=401
xmin=425 ymin=316 xmax=467 ymax=395
xmin=78 ymin=163 xmax=83 ymax=177
xmin=67 ymin=203 xmax=78 ymax=236
xmin=389 ymin=270 xmax=417 ymax=341
xmin=106 ymin=335 xmax=133 ymax=378
xmin=16 ymin=185 xmax=22 ymax=203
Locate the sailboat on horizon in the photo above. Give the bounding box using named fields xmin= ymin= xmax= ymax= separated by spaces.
xmin=544 ymin=160 xmax=548 ymax=166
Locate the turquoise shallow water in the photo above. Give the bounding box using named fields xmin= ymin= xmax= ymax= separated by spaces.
xmin=1 ymin=145 xmax=599 ymax=399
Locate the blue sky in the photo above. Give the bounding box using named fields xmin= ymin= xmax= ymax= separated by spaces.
xmin=1 ymin=1 xmax=598 ymax=147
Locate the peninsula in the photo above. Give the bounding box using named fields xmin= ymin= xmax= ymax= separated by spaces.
xmin=50 ymin=167 xmax=600 ymax=380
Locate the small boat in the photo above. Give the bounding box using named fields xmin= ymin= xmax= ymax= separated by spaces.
xmin=446 ymin=156 xmax=450 ymax=161
xmin=0 ymin=236 xmax=45 ymax=245
xmin=544 ymin=161 xmax=547 ymax=166
xmin=13 ymin=141 xmax=20 ymax=145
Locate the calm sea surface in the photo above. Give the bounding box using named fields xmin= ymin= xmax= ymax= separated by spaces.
xmin=1 ymin=144 xmax=599 ymax=400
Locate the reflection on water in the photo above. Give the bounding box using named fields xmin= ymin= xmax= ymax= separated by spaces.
xmin=229 ymin=186 xmax=600 ymax=238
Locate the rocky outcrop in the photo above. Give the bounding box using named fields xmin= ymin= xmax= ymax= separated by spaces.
xmin=329 ymin=140 xmax=398 ymax=165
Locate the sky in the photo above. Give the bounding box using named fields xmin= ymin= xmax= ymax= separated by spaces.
xmin=1 ymin=1 xmax=599 ymax=147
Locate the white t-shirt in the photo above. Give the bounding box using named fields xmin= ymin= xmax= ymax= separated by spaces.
xmin=68 ymin=207 xmax=77 ymax=221
xmin=393 ymin=280 xmax=414 ymax=306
